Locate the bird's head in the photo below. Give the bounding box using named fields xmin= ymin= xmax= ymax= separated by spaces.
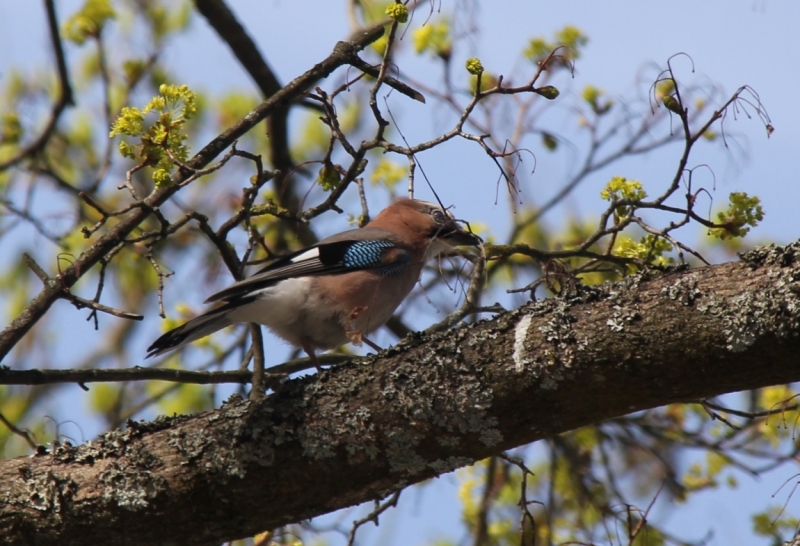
xmin=369 ymin=198 xmax=482 ymax=257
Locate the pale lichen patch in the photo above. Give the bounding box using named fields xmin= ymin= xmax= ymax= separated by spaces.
xmin=711 ymin=242 xmax=800 ymax=352
xmin=428 ymin=456 xmax=476 ymax=473
xmin=513 ymin=314 xmax=533 ymax=372
xmin=11 ymin=468 xmax=75 ymax=515
xmin=99 ymin=462 xmax=164 ymax=511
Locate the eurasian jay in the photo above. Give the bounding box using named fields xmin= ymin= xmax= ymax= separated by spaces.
xmin=146 ymin=198 xmax=481 ymax=365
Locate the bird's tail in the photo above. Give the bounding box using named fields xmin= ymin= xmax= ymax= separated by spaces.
xmin=146 ymin=307 xmax=234 ymax=358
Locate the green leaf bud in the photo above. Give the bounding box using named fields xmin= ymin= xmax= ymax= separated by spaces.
xmin=538 ymin=86 xmax=560 ymax=100
xmin=663 ymin=95 xmax=683 ymax=115
xmin=465 ymin=58 xmax=484 ymax=75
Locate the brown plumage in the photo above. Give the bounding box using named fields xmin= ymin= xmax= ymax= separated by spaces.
xmin=147 ymin=198 xmax=481 ymax=368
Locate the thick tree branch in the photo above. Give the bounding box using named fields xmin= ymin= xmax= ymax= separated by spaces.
xmin=0 ymin=25 xmax=385 ymax=363
xmin=2 ymin=241 xmax=800 ymax=545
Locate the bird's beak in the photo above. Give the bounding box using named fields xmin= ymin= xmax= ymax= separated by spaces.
xmin=440 ymin=222 xmax=482 ymax=247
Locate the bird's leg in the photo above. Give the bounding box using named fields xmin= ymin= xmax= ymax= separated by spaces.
xmin=344 ymin=307 xmax=366 ymax=347
xmin=343 ymin=306 xmax=383 ymax=353
xmin=301 ymin=339 xmax=324 ymax=373
xmin=346 ymin=328 xmax=383 ymax=352
xmin=361 ymin=336 xmax=383 ymax=353
xmin=344 ymin=306 xmax=367 ymax=346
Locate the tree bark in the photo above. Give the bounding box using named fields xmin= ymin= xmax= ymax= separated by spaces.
xmin=2 ymin=242 xmax=800 ymax=546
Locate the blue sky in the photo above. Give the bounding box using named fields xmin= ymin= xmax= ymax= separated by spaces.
xmin=1 ymin=1 xmax=799 ymax=544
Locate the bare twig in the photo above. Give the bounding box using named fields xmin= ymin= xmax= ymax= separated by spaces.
xmin=701 ymin=400 xmax=799 ymax=421
xmin=146 ymin=252 xmax=173 ymax=319
xmin=625 ymin=482 xmax=664 ymax=545
xmin=424 ymin=245 xmax=487 ymax=334
xmin=0 ymin=411 xmax=39 ymax=451
xmin=347 ymin=54 xmax=426 ymax=103
xmin=65 ymin=293 xmax=144 ymax=323
xmin=347 ymin=491 xmax=401 ymax=546
xmin=498 ymin=453 xmax=539 ymax=546
xmin=0 ymin=199 xmax=66 ymax=247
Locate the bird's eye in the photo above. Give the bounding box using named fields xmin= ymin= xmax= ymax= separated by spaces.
xmin=431 ymin=209 xmax=446 ymax=223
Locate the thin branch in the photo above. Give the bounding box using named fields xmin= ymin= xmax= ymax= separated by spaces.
xmin=626 ymin=482 xmax=665 ymax=545
xmin=0 ymin=366 xmax=252 ymax=386
xmin=347 ymin=491 xmax=401 ymax=546
xmin=498 ymin=453 xmax=539 ymax=546
xmin=249 ymin=324 xmax=265 ymax=399
xmin=65 ymin=293 xmax=144 ymax=323
xmin=0 ymin=411 xmax=39 ymax=451
xmin=21 ymin=252 xmax=51 ymax=284
xmin=0 ymin=353 xmax=357 ymax=387
xmin=0 ymin=199 xmax=65 ymax=247
xmin=347 ymin=54 xmax=426 ymax=103
xmin=424 ymin=246 xmax=487 ymax=334
xmin=472 ymin=456 xmax=500 ymax=546
xmin=702 ymin=400 xmax=800 ymax=421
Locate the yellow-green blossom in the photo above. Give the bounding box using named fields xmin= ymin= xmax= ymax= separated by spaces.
xmin=555 ymin=25 xmax=589 ymax=53
xmin=385 ymin=3 xmax=408 ymax=23
xmin=709 ymin=192 xmax=764 ymax=239
xmin=413 ymin=21 xmax=451 ymax=57
xmin=601 ymin=176 xmax=646 ymax=202
xmin=601 ymin=177 xmax=647 ymax=221
xmin=0 ymin=112 xmax=22 ymax=144
xmin=582 ymin=85 xmax=613 ymax=114
xmin=109 ymin=84 xmax=197 ymax=187
xmin=316 ymin=162 xmax=341 ymax=192
xmin=613 ymin=235 xmax=674 ymax=272
xmin=370 ymin=158 xmax=407 ymax=188
xmin=465 ymin=58 xmax=484 ymax=75
xmin=62 ymin=0 xmax=116 ymax=44
xmin=655 ymin=79 xmax=675 ymax=100
xmin=524 ymin=25 xmax=588 ymax=64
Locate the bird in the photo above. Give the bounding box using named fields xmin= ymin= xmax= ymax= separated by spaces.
xmin=146 ymin=198 xmax=481 ymax=368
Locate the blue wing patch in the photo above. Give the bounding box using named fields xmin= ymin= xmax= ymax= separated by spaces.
xmin=342 ymin=240 xmax=411 ymax=276
xmin=205 ymin=236 xmax=414 ymax=303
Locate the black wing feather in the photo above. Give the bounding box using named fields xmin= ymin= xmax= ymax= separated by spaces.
xmin=205 ymin=228 xmax=403 ymax=303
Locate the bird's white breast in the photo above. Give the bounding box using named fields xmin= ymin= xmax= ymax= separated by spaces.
xmin=228 ymin=277 xmax=350 ymax=349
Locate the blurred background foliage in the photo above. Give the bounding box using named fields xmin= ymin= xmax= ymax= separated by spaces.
xmin=0 ymin=1 xmax=796 ymax=545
